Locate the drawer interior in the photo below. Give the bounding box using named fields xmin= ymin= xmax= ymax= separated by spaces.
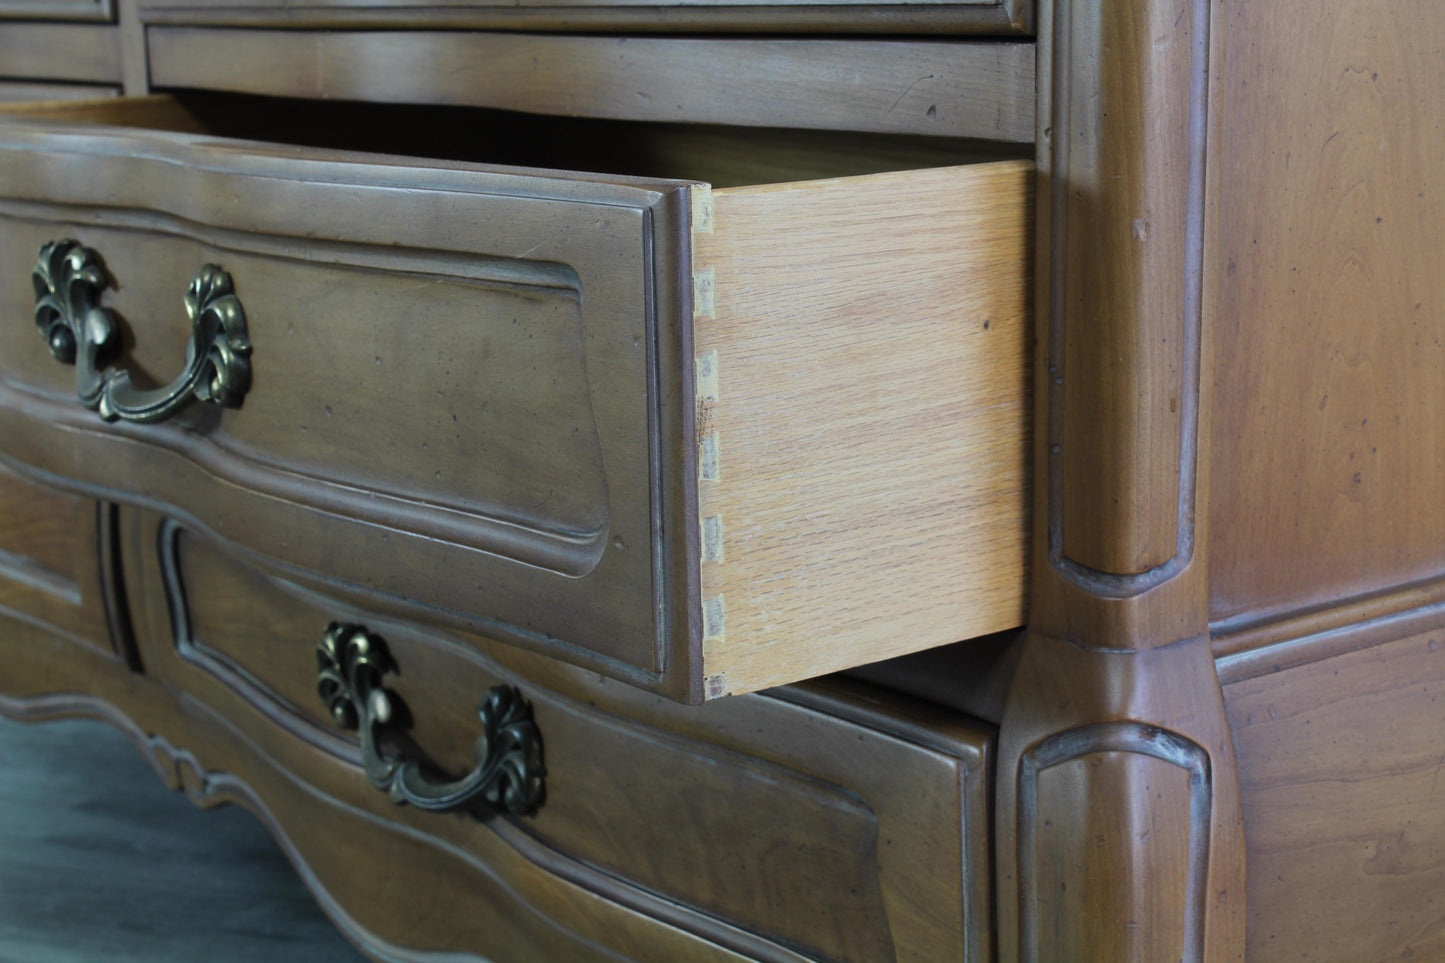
xmin=0 ymin=90 xmax=1028 ymax=187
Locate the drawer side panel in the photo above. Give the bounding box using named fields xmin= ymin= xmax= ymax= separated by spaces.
xmin=693 ymin=161 xmax=1032 ymax=695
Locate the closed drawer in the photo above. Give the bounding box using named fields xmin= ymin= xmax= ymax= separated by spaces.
xmin=0 ymin=94 xmax=1030 ymax=701
xmin=0 ymin=23 xmax=120 ymax=83
xmin=129 ymin=514 xmax=995 ymax=963
xmin=135 ymin=0 xmax=1029 ymax=35
xmin=0 ymin=0 xmax=111 ymax=20
xmin=0 ymin=461 xmax=117 ymax=660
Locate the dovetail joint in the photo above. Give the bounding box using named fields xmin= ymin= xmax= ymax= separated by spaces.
xmin=693 ymin=268 xmax=716 ymax=320
xmin=702 ymin=515 xmax=724 ymax=563
xmin=699 ymin=433 xmax=720 ymax=482
xmin=702 ymin=596 xmax=725 ymax=642
xmin=696 ymin=350 xmax=719 ymax=403
xmin=691 ymin=185 xmax=715 ymax=235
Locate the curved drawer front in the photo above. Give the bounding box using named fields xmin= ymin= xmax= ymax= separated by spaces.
xmin=131 ymin=517 xmax=995 ymax=963
xmin=0 ymin=461 xmax=115 ymax=658
xmin=0 ymin=98 xmax=1031 ymax=700
xmin=0 ymin=109 xmax=689 ymax=688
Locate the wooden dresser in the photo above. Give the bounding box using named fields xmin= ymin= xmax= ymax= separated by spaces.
xmin=3 ymin=1 xmax=1444 ymax=960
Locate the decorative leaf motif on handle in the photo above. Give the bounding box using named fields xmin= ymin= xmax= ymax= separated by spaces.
xmin=32 ymin=239 xmax=120 ymax=408
xmin=30 ymin=238 xmax=252 ymax=423
xmin=315 ymin=622 xmax=546 ymax=816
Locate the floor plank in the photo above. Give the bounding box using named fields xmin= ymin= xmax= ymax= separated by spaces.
xmin=0 ymin=716 xmax=367 ymax=962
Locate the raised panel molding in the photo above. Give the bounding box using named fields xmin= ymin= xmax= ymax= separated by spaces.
xmin=1016 ymin=721 xmax=1212 ymax=962
xmin=1041 ymin=0 xmax=1213 ymax=591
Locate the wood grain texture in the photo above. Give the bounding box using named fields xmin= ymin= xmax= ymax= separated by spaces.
xmin=0 ymin=609 xmax=799 ymax=963
xmin=1029 ymin=748 xmax=1196 ymax=959
xmin=994 ymin=2 xmax=1246 ymax=960
xmin=0 ymin=82 xmax=117 ymax=102
xmin=1225 ymin=622 xmax=1445 ymax=962
xmin=0 ymin=0 xmax=111 ymax=20
xmin=0 ymin=98 xmax=1032 ymax=700
xmin=691 ymin=161 xmax=1031 ymax=696
xmin=995 ymin=633 xmax=1245 ymax=963
xmin=146 ymin=29 xmax=1036 ymax=143
xmin=0 ymin=461 xmax=115 ymax=659
xmin=133 ymin=0 xmax=1029 ymax=34
xmin=130 ymin=513 xmax=996 ymax=962
xmin=0 ymin=106 xmax=686 ymax=690
xmin=0 ymin=23 xmax=120 ymax=82
xmin=0 ymin=92 xmax=200 ymax=127
xmin=0 ymin=692 xmax=768 ymax=963
xmin=1045 ymin=0 xmax=1207 ymax=583
xmin=1208 ymin=0 xmax=1445 ymax=629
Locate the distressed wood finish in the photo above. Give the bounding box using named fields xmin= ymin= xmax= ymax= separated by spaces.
xmin=0 ymin=99 xmax=1030 ymax=701
xmin=991 ymin=1 xmax=1247 ymax=960
xmin=0 ymin=0 xmax=111 ymax=20
xmin=0 ymin=690 xmax=765 ymax=963
xmin=1199 ymin=3 xmax=1445 ymax=959
xmin=0 ymin=82 xmax=118 ymax=101
xmin=1207 ymin=1 xmax=1445 ymax=634
xmin=146 ymin=30 xmax=1036 ymax=144
xmin=135 ymin=0 xmax=1032 ymax=33
xmin=691 ymin=163 xmax=1030 ymax=696
xmin=132 ymin=1 xmax=1028 ymax=34
xmin=132 ymin=519 xmax=995 ymax=963
xmin=1225 ymin=624 xmax=1445 ymax=962
xmin=24 ymin=507 xmax=993 ymax=963
xmin=0 ymin=23 xmax=120 ymax=82
xmin=0 ymin=462 xmax=118 ymax=662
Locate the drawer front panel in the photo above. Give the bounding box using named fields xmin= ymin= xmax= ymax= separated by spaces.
xmin=137 ymin=0 xmax=1030 ymax=35
xmin=4 ymin=223 xmax=610 ymax=567
xmin=0 ymin=24 xmax=120 ymax=80
xmin=0 ymin=461 xmax=115 ymax=657
xmin=0 ymin=0 xmax=112 ymax=20
xmin=136 ymin=517 xmax=994 ymax=963
xmin=0 ymin=116 xmax=691 ymax=685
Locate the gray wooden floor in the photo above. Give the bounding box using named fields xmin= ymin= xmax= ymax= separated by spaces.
xmin=0 ymin=715 xmax=368 ymax=962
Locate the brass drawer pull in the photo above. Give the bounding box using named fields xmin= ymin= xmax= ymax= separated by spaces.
xmin=315 ymin=622 xmax=546 ymax=816
xmin=32 ymin=239 xmax=252 ymax=423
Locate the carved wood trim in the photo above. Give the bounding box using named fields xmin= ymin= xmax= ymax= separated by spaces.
xmin=0 ymin=545 xmax=80 ymax=605
xmin=97 ymin=501 xmax=142 ymax=671
xmin=157 ymin=517 xmax=363 ymax=762
xmin=1041 ymin=0 xmax=1214 ymax=593
xmin=0 ymin=118 xmax=696 ymax=694
xmin=1015 ymin=720 xmax=1213 ymax=963
xmin=0 ymin=690 xmax=821 ymax=963
xmin=1214 ymin=576 xmax=1445 ymax=685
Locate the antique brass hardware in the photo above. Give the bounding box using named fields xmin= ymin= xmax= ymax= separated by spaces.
xmin=32 ymin=239 xmax=251 ymax=423
xmin=315 ymin=622 xmax=546 ymax=815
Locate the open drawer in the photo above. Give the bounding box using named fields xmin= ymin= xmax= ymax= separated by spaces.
xmin=0 ymin=94 xmax=1030 ymax=701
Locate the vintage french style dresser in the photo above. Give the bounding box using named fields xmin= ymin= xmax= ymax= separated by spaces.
xmin=2 ymin=1 xmax=1443 ymax=960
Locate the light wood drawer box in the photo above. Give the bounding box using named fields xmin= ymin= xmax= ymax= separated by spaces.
xmin=129 ymin=515 xmax=996 ymax=963
xmin=0 ymin=95 xmax=1030 ymax=702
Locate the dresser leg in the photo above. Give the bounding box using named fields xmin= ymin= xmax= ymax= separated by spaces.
xmin=994 ymin=631 xmax=1246 ymax=962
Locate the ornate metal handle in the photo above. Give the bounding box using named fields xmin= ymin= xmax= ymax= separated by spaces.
xmin=32 ymin=239 xmax=252 ymax=423
xmin=315 ymin=622 xmax=546 ymax=816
